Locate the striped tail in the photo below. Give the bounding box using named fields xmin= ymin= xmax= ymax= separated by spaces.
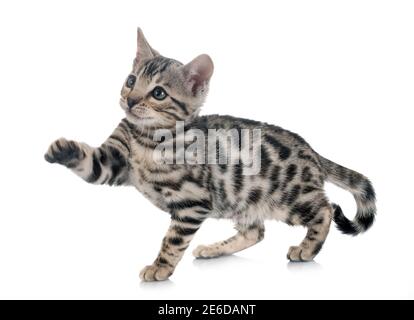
xmin=319 ymin=156 xmax=376 ymax=235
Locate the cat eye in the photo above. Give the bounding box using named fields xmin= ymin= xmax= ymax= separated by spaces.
xmin=151 ymin=86 xmax=167 ymax=100
xmin=126 ymin=75 xmax=136 ymax=88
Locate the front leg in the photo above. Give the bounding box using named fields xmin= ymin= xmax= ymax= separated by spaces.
xmin=140 ymin=202 xmax=211 ymax=281
xmin=45 ymin=137 xmax=129 ymax=186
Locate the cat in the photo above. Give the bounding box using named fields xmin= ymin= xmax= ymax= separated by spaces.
xmin=45 ymin=28 xmax=376 ymax=282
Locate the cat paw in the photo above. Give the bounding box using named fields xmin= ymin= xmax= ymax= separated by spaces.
xmin=287 ymin=246 xmax=314 ymax=262
xmin=193 ymin=245 xmax=224 ymax=259
xmin=45 ymin=138 xmax=84 ymax=166
xmin=139 ymin=264 xmax=173 ymax=282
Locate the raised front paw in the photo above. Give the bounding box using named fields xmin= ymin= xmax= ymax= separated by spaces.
xmin=44 ymin=138 xmax=85 ymax=166
xmin=139 ymin=264 xmax=173 ymax=282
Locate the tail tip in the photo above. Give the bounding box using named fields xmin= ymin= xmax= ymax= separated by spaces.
xmin=332 ymin=203 xmax=358 ymax=236
xmin=332 ymin=203 xmax=375 ymax=236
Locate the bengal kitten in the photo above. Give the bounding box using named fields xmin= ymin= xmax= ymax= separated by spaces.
xmin=45 ymin=28 xmax=376 ymax=281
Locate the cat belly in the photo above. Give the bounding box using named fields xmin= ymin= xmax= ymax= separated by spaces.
xmin=213 ymin=200 xmax=290 ymax=225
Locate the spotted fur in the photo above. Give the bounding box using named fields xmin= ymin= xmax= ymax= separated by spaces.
xmin=45 ymin=28 xmax=376 ymax=281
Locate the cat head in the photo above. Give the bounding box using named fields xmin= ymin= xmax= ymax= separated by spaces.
xmin=120 ymin=28 xmax=214 ymax=129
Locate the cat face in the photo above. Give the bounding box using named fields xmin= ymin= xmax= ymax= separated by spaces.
xmin=120 ymin=28 xmax=214 ymax=129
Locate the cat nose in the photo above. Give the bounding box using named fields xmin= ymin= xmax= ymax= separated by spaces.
xmin=127 ymin=98 xmax=138 ymax=109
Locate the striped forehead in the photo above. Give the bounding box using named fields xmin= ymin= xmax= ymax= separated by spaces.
xmin=136 ymin=56 xmax=183 ymax=81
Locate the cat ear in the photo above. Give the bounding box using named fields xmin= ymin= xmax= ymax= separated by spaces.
xmin=136 ymin=28 xmax=159 ymax=62
xmin=182 ymin=54 xmax=214 ymax=95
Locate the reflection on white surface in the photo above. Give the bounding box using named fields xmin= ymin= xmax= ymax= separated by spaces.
xmin=192 ymin=254 xmax=253 ymax=269
xmin=139 ymin=279 xmax=175 ymax=290
xmin=287 ymin=261 xmax=323 ymax=272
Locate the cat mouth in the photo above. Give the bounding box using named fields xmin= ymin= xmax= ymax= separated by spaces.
xmin=126 ymin=110 xmax=153 ymax=121
xmin=121 ymin=99 xmax=153 ymax=120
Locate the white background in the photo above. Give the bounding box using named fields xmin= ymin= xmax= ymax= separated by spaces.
xmin=0 ymin=0 xmax=413 ymax=299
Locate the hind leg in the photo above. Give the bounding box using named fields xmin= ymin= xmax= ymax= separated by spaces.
xmin=287 ymin=205 xmax=332 ymax=262
xmin=193 ymin=223 xmax=265 ymax=259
